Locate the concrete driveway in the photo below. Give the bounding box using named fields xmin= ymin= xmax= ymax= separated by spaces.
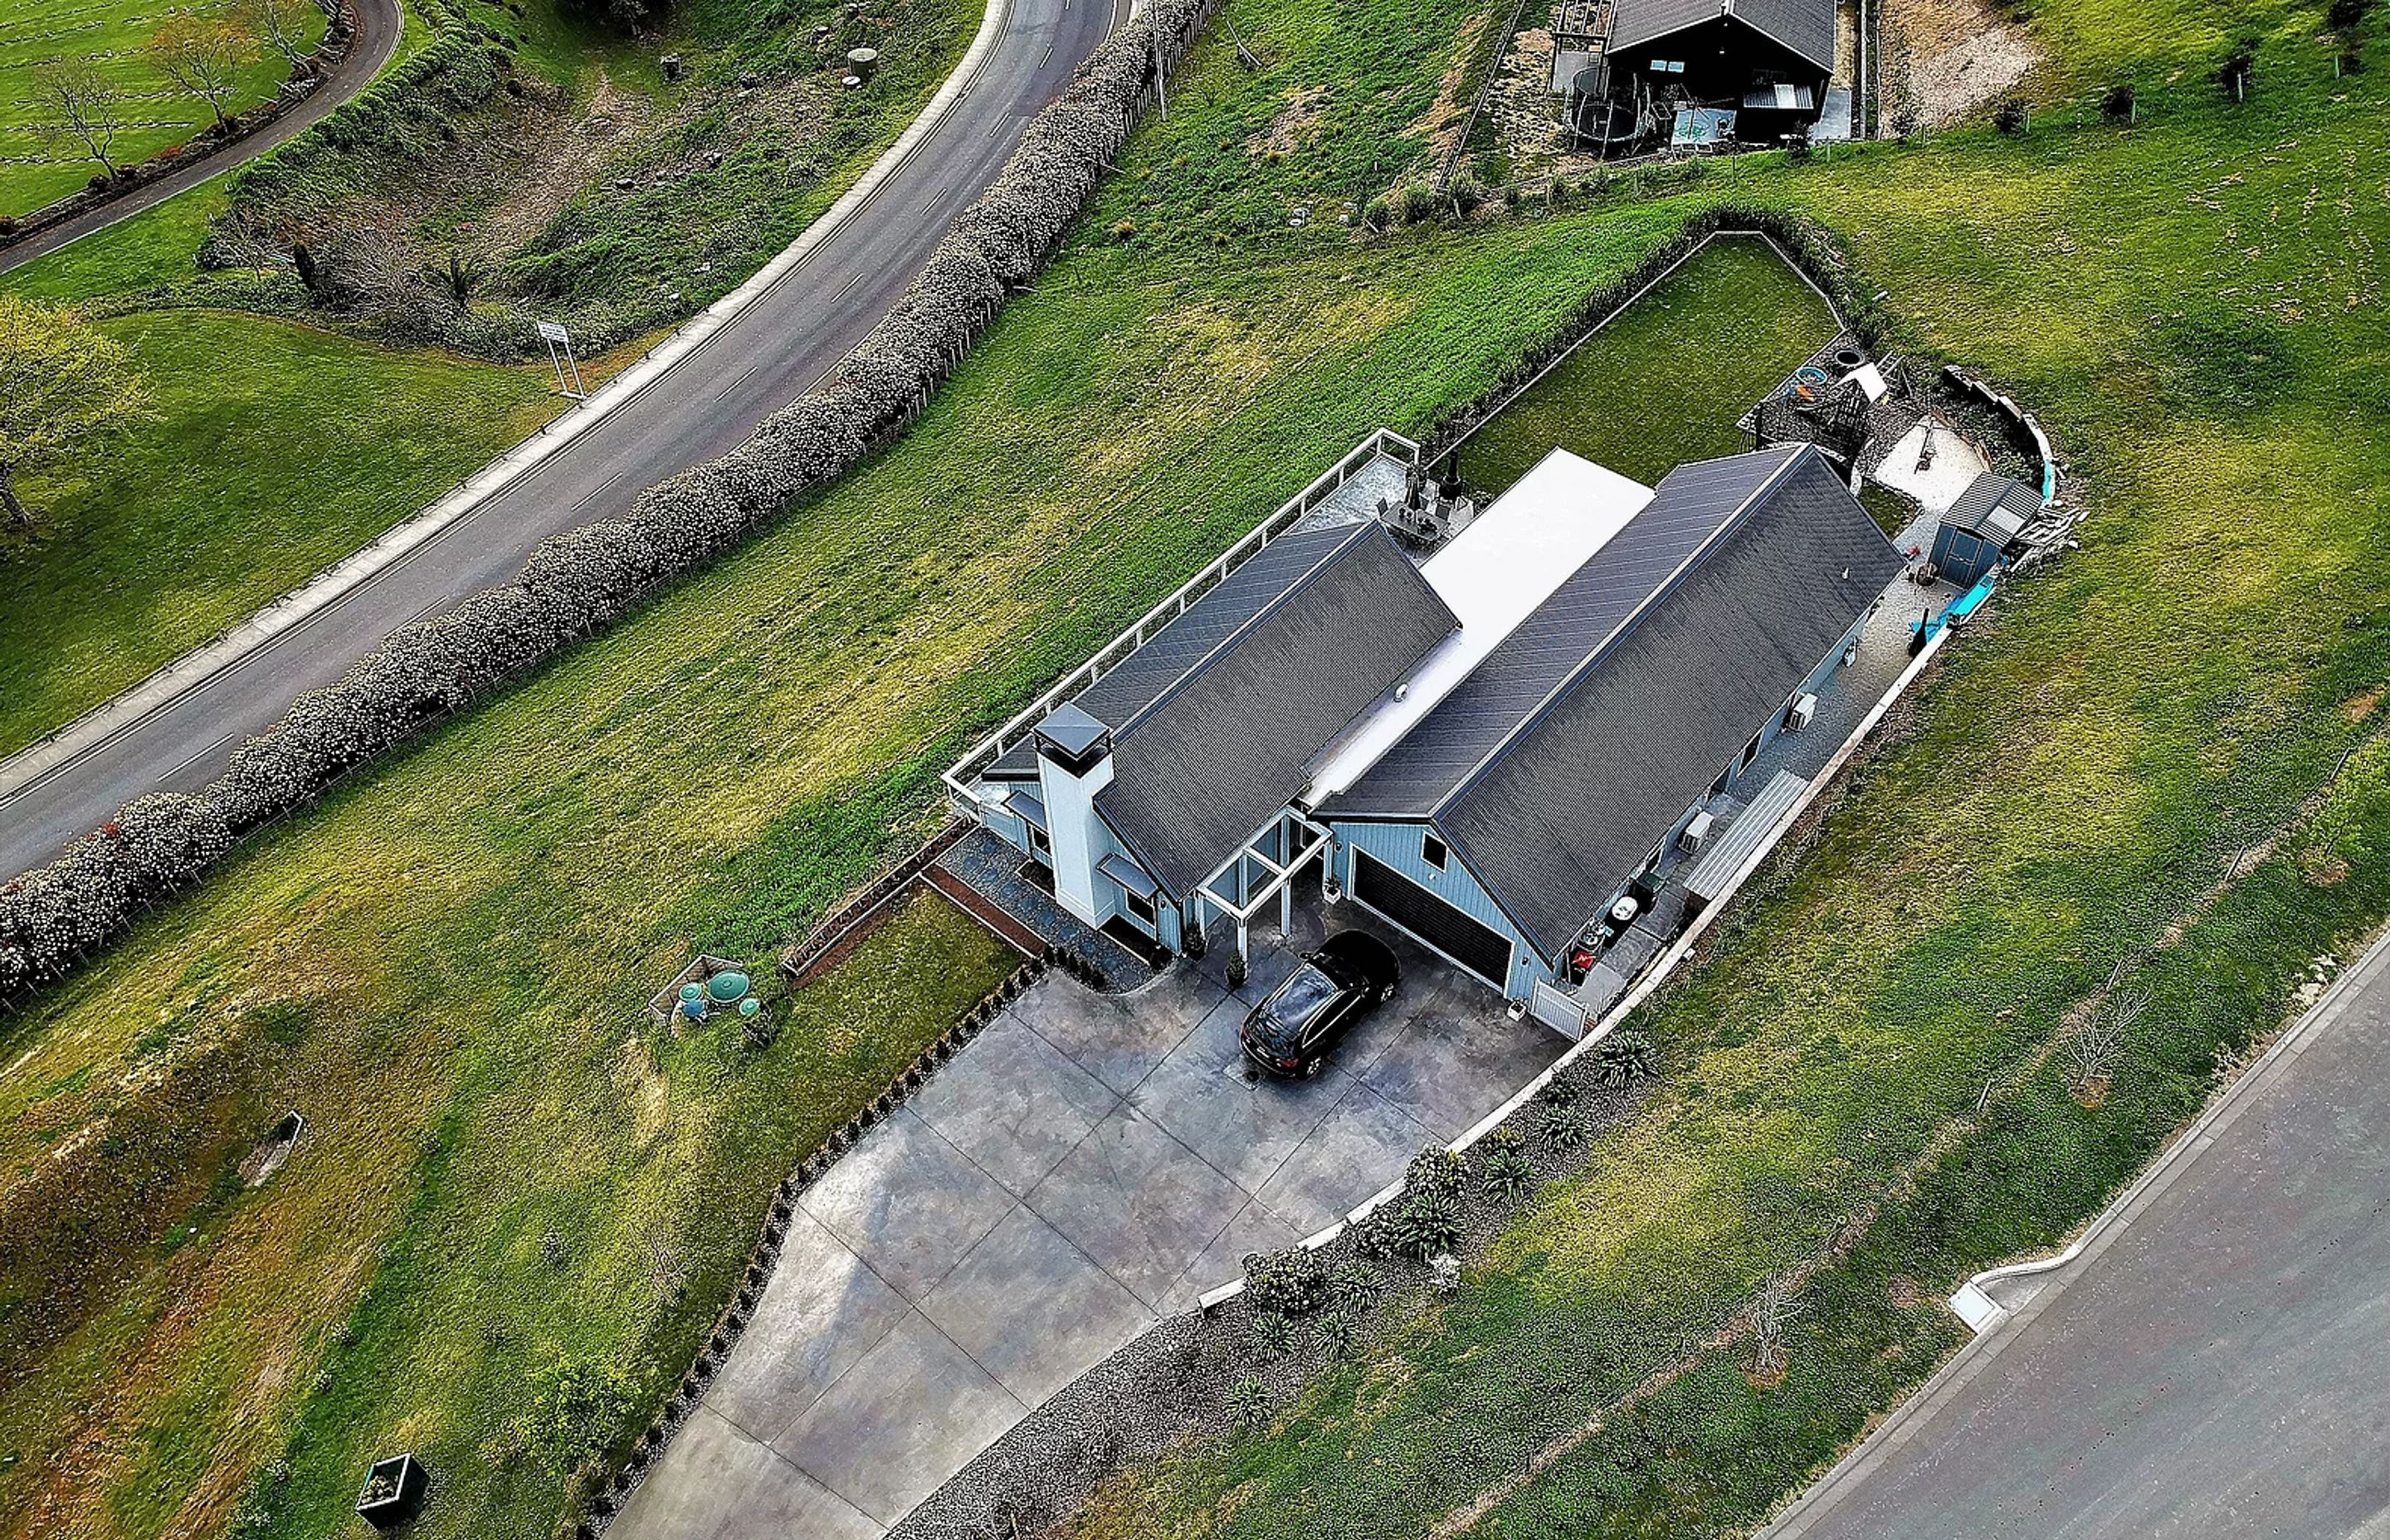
xmin=612 ymin=904 xmax=1565 ymax=1538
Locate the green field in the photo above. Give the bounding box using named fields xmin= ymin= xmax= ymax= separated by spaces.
xmin=2 ymin=1 xmax=2387 ymax=1538
xmin=1451 ymin=234 xmax=1835 ymax=492
xmin=0 ymin=311 xmax=557 ymax=758
xmin=0 ymin=0 xmax=326 ymax=217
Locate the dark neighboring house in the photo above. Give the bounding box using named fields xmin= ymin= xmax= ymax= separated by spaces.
xmin=1602 ymin=0 xmax=1836 ymax=139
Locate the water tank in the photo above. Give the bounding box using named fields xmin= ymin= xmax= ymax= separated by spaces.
xmin=707 ymin=969 xmax=752 ymax=1003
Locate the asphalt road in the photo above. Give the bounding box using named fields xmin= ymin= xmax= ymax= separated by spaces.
xmin=0 ymin=0 xmax=1117 ymax=880
xmin=0 ymin=0 xmax=406 ymax=280
xmin=1767 ymin=933 xmax=2390 ymax=1540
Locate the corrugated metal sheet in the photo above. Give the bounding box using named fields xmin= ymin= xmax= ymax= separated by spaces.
xmin=1682 ymin=768 xmax=1808 ymax=901
xmin=1607 ymin=0 xmax=1836 ymax=71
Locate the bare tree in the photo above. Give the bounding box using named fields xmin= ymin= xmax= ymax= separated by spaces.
xmin=2066 ymin=986 xmax=2147 ymax=1104
xmin=146 ymin=17 xmax=261 ymax=134
xmin=239 ymin=0 xmax=320 ymax=72
xmin=1749 ymin=1270 xmax=1804 ymax=1383
xmin=32 ymin=60 xmax=128 ymax=182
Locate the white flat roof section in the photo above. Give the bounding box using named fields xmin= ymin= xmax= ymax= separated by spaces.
xmin=1304 ymin=449 xmax=1655 ymax=801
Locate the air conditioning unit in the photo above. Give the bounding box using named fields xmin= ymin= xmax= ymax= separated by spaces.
xmin=1787 ymin=693 xmax=1818 ymax=731
xmin=1679 ymin=811 xmax=1714 ymax=855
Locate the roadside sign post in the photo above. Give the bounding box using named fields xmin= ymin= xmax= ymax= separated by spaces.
xmin=537 ymin=319 xmax=586 ymax=401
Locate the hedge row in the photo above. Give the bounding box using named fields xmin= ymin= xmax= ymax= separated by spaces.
xmin=0 ymin=0 xmax=1219 ymax=999
xmin=214 ymin=0 xmax=510 ymax=233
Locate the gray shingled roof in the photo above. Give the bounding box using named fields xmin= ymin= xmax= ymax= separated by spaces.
xmin=1328 ymin=446 xmax=1803 ymax=819
xmin=1091 ymin=524 xmax=1458 ymax=898
xmin=988 ymin=523 xmax=1390 ymax=779
xmin=1944 ymin=472 xmax=2042 ymax=543
xmin=1435 ymin=448 xmax=1900 ymax=961
xmin=1606 ymin=0 xmax=1836 ymax=72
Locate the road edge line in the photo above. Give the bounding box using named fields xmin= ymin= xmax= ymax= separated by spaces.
xmin=1760 ymin=923 xmax=2390 ymax=1538
xmin=0 ymin=0 xmax=1016 ymax=811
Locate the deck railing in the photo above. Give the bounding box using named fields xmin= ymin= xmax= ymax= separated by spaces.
xmin=943 ymin=429 xmax=1421 ymax=811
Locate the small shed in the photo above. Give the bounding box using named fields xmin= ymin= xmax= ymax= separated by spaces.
xmin=1930 ymin=472 xmax=2041 ymax=588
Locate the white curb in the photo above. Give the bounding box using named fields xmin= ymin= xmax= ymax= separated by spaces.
xmin=0 ymin=0 xmax=1017 ymax=815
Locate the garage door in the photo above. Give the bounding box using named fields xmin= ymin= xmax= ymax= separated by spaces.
xmin=1351 ymin=851 xmax=1511 ymax=986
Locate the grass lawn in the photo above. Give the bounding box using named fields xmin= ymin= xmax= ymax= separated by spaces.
xmin=0 ymin=310 xmax=558 ymax=758
xmin=2 ymin=2 xmax=2387 ymax=1539
xmin=1449 ymin=232 xmax=1836 ymax=492
xmin=0 ymin=0 xmax=326 ymax=217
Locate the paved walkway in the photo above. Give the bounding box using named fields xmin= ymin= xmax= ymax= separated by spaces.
xmin=1767 ymin=931 xmax=2390 ymax=1540
xmin=612 ymin=906 xmax=1565 ymax=1538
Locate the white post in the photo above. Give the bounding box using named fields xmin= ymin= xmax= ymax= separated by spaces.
xmin=1236 ymin=918 xmax=1249 ymax=963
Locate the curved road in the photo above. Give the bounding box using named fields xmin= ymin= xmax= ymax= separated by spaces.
xmin=0 ymin=0 xmax=1119 ymax=880
xmin=0 ymin=0 xmax=406 ymax=279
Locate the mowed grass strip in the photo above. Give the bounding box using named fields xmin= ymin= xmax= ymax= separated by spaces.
xmin=0 ymin=310 xmax=559 ymax=759
xmin=0 ymin=0 xmax=325 ymax=217
xmin=1451 ymin=234 xmax=1835 ymax=492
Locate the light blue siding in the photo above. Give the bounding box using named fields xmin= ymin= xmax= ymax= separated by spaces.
xmin=1325 ymin=820 xmax=1553 ymax=1000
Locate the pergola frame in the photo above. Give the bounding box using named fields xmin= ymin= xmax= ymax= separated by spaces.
xmin=1190 ymin=810 xmax=1334 ymax=962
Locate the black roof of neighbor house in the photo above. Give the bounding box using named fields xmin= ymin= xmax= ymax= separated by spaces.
xmin=1607 ymin=0 xmax=1836 ymax=72
xmin=1328 ymin=446 xmax=1807 ymax=820
xmin=1077 ymin=521 xmax=1457 ymax=898
xmin=1337 ymin=446 xmax=1901 ymax=962
xmin=1943 ymin=472 xmax=2042 ymax=543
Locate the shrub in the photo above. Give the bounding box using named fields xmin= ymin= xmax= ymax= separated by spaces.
xmin=1587 ymin=1026 xmax=1656 ymax=1090
xmin=2329 ymin=0 xmax=2368 ymax=30
xmin=1243 ymin=1246 xmax=1328 ymax=1318
xmin=1392 ymin=1187 xmax=1461 ymax=1259
xmin=1480 ymin=1130 xmax=1533 ymax=1204
xmin=1110 ymin=217 xmax=1137 ymax=241
xmin=1539 ymin=1100 xmax=1592 ymax=1153
xmin=2100 ymin=81 xmax=2136 ymax=122
xmin=1992 ymin=96 xmax=2028 ymax=134
xmin=1360 ymin=195 xmax=1390 ymax=231
xmin=2217 ymin=41 xmax=2256 ymax=98
xmin=1314 ymin=1310 xmax=1358 ymax=1358
xmin=1403 ymin=1144 xmax=1465 ymax=1204
xmin=1227 ymin=1376 xmax=1271 ymax=1426
xmin=1349 ymin=1210 xmax=1398 ymax=1260
xmin=1539 ymin=1065 xmax=1584 ymax=1109
xmin=523 ymin=1357 xmax=634 ymax=1474
xmin=1397 ymin=183 xmax=1437 ymax=223
xmin=1247 ymin=1309 xmax=1297 ymax=1360
xmin=1326 ymin=1259 xmax=1379 ymax=1312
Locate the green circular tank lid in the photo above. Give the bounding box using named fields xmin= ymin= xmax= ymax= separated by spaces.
xmin=739 ymin=997 xmax=762 ymax=1017
xmin=679 ymin=982 xmax=704 ymax=1001
xmin=707 ymin=970 xmax=751 ymax=1002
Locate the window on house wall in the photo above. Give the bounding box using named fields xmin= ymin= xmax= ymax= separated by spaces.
xmin=1709 ymin=766 xmax=1730 ymax=798
xmin=1422 ymin=831 xmax=1449 ymax=871
xmin=1739 ymin=729 xmax=1763 ymax=769
xmin=1027 ymin=824 xmax=1051 ymax=859
xmin=1124 ymin=889 xmax=1157 ymax=927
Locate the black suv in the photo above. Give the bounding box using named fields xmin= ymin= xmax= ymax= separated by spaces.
xmin=1239 ymin=931 xmax=1400 ymax=1077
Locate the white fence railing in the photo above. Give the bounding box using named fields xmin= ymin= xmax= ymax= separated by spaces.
xmin=943 ymin=429 xmax=1421 ymax=811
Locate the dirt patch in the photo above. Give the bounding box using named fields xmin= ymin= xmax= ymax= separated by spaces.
xmin=1246 ymin=84 xmax=1330 ymax=158
xmin=457 ymin=71 xmax=659 ymax=256
xmin=1883 ymin=0 xmax=2038 ymax=129
xmin=2342 ymin=685 xmax=2384 ymax=723
xmin=1885 ymin=1274 xmax=1923 ymax=1309
xmin=1402 ymin=8 xmax=1493 ymax=163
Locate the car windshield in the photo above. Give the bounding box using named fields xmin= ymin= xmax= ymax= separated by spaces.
xmin=1254 ymin=964 xmax=1339 ymax=1048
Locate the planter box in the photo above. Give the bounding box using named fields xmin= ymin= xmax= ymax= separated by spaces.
xmin=355 ymin=1453 xmax=427 ymax=1532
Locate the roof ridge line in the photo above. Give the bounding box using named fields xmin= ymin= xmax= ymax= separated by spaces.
xmin=1428 ymin=444 xmax=1812 ymax=817
xmin=1112 ymin=520 xmax=1376 ymax=740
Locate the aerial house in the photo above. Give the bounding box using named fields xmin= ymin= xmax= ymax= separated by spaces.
xmin=947 ymin=438 xmax=1902 ymax=1018
xmin=1595 ymin=0 xmax=1837 ymax=144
